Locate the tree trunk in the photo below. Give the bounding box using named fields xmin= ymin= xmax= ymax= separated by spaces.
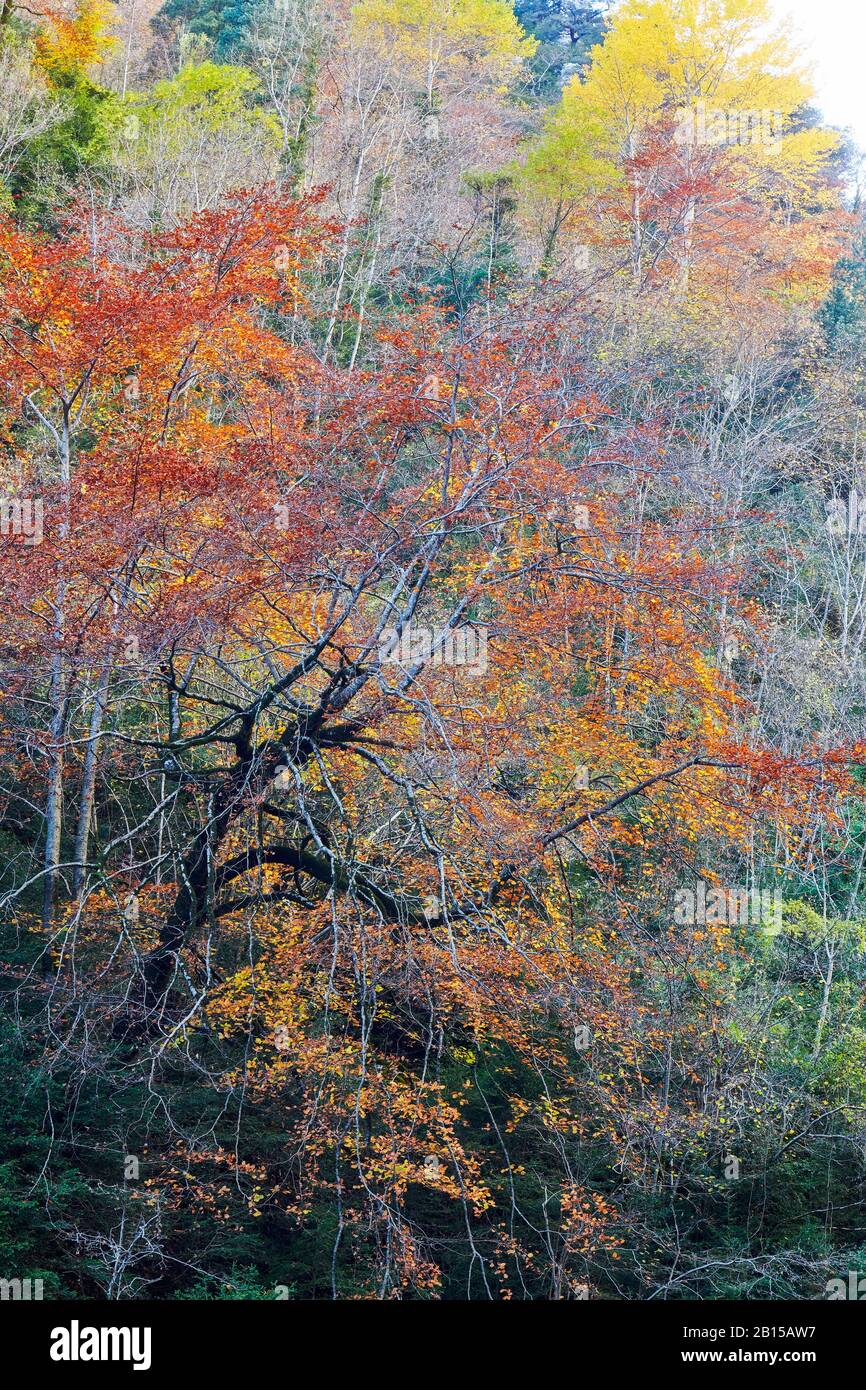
xmin=73 ymin=658 xmax=112 ymax=897
xmin=40 ymin=413 xmax=71 ymax=973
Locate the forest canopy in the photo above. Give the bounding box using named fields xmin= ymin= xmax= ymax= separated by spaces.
xmin=1 ymin=0 xmax=866 ymax=1304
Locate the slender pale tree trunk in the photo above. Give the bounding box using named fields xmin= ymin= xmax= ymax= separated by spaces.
xmin=41 ymin=651 xmax=65 ymax=966
xmin=41 ymin=410 xmax=71 ymax=971
xmin=73 ymin=658 xmax=112 ymax=897
xmin=681 ymin=195 xmax=696 ymax=293
xmin=626 ymin=129 xmax=642 ymax=286
xmin=120 ymin=0 xmax=138 ymax=98
xmin=324 ymin=146 xmax=366 ymax=353
xmin=812 ymin=941 xmax=836 ymax=1061
xmin=631 ymin=178 xmax=642 ymax=286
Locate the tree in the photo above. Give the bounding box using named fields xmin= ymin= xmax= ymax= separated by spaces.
xmin=352 ymin=0 xmax=537 ymax=107
xmin=516 ymin=0 xmax=840 ymax=293
xmin=154 ymin=0 xmax=253 ymax=58
xmin=2 ymin=0 xmax=866 ymax=1305
xmin=2 ymin=172 xmax=857 ymax=1293
xmin=3 ymin=0 xmax=124 ymax=221
xmin=115 ymin=60 xmax=283 ymax=226
xmin=513 ymin=0 xmax=608 ymax=98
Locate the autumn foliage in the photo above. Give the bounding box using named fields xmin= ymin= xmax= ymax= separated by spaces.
xmin=0 ymin=0 xmax=865 ymax=1303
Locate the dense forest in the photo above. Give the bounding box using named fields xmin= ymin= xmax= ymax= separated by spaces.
xmin=2 ymin=0 xmax=866 ymax=1303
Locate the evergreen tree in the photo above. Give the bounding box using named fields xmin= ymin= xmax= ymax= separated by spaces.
xmin=513 ymin=0 xmax=607 ymax=98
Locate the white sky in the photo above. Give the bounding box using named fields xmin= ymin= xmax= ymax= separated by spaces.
xmin=771 ymin=0 xmax=866 ymax=149
xmin=605 ymin=0 xmax=866 ymax=150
